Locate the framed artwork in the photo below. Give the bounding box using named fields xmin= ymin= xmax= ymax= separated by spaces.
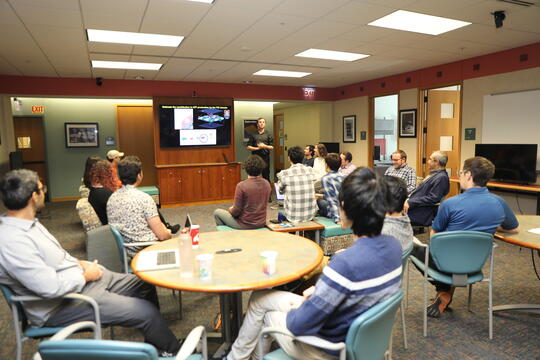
xmin=399 ymin=109 xmax=417 ymax=138
xmin=343 ymin=115 xmax=356 ymax=143
xmin=65 ymin=123 xmax=99 ymax=148
xmin=243 ymin=119 xmax=258 ymax=142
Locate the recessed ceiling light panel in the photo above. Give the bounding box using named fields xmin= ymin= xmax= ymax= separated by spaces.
xmin=295 ymin=49 xmax=369 ymax=61
xmin=87 ymin=29 xmax=183 ymax=47
xmin=368 ymin=10 xmax=471 ymax=35
xmin=91 ymin=60 xmax=162 ymax=70
xmin=253 ymin=70 xmax=311 ymax=78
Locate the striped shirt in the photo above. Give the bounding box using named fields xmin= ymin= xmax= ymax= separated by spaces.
xmin=286 ymin=234 xmax=402 ymax=345
xmin=277 ymin=163 xmax=317 ymax=223
xmin=321 ymin=171 xmax=344 ymax=222
xmin=384 ymin=164 xmax=416 ymax=194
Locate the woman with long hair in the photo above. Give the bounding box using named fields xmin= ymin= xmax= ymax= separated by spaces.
xmin=88 ymin=160 xmax=118 ymax=224
xmin=81 ymin=156 xmax=101 ymax=196
xmin=313 ymin=143 xmax=328 ymax=179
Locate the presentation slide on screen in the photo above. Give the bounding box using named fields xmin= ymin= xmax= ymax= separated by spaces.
xmin=174 ymin=108 xmax=194 ymax=130
xmin=179 ymin=129 xmax=217 ymax=146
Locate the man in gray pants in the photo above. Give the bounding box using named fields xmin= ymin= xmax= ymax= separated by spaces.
xmin=0 ymin=169 xmax=180 ymax=357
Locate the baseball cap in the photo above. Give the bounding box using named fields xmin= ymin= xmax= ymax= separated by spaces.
xmin=107 ymin=150 xmax=124 ymax=160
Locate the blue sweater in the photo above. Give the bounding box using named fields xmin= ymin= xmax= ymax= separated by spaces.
xmin=286 ymin=234 xmax=402 ymax=345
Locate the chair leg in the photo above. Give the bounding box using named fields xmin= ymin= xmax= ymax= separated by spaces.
xmin=405 ymin=260 xmax=410 ymax=309
xmin=109 ymin=326 xmax=115 ymax=339
xmin=468 ymin=284 xmax=473 ymax=312
xmin=423 ymin=271 xmax=428 ymax=337
xmin=172 ymin=290 xmax=183 ymax=320
xmin=400 ymin=303 xmax=408 ymax=349
xmin=488 ymin=279 xmax=493 ymax=340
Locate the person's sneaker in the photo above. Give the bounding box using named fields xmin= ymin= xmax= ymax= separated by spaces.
xmin=158 ymin=350 xmax=176 ymax=357
xmin=168 ymin=224 xmax=181 ymax=234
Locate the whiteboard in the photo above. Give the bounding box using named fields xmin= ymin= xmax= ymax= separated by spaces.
xmin=482 ymin=89 xmax=540 ymax=170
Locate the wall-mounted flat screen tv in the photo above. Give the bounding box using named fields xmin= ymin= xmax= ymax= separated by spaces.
xmin=159 ymin=104 xmax=232 ymax=148
xmin=474 ymin=144 xmax=537 ymax=184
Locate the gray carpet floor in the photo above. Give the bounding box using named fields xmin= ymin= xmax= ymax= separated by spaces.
xmin=1 ymin=200 xmax=539 ymax=359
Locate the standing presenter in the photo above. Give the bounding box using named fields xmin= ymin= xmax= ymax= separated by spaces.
xmin=247 ymin=117 xmax=274 ymax=183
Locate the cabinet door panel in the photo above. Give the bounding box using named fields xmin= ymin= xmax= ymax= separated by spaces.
xmin=179 ymin=168 xmax=202 ymax=202
xmin=201 ymin=167 xmax=222 ymax=200
xmin=222 ymin=165 xmax=240 ymax=198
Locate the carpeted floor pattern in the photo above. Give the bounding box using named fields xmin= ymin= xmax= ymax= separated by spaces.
xmin=1 ymin=200 xmax=539 ymax=359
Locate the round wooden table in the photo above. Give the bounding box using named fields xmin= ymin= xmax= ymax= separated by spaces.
xmin=494 ymin=215 xmax=540 ymax=314
xmin=132 ymin=230 xmax=323 ymax=356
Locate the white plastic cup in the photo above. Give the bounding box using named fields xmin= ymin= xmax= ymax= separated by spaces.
xmin=196 ymin=254 xmax=214 ymax=280
xmin=260 ymin=251 xmax=278 ymax=275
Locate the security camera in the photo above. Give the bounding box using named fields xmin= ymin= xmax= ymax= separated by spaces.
xmin=493 ymin=10 xmax=505 ymax=28
xmin=95 ymin=77 xmax=103 ymax=86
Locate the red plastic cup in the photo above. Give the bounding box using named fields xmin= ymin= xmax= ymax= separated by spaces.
xmin=190 ymin=225 xmax=200 ymax=248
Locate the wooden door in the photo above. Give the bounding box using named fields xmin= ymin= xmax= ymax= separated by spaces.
xmin=116 ymin=106 xmax=156 ymax=187
xmin=13 ymin=116 xmax=48 ymax=189
xmin=273 ymin=114 xmax=285 ymax=175
xmin=425 ymin=89 xmax=461 ymax=197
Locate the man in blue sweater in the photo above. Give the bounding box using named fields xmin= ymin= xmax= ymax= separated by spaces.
xmin=226 ymin=168 xmax=402 ymax=360
xmin=412 ymin=156 xmax=519 ymax=318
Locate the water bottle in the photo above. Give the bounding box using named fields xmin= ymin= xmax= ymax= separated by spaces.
xmin=179 ymin=228 xmax=193 ymax=277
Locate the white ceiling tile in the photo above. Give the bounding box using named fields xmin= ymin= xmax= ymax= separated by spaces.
xmin=11 ymin=4 xmax=82 ymax=28
xmin=325 ymin=2 xmax=395 ymax=25
xmin=272 ymin=0 xmax=350 ymax=18
xmin=215 ymin=0 xmax=284 ymax=11
xmin=0 ymin=56 xmax=22 ymax=75
xmin=183 ymin=60 xmax=240 ymax=81
xmin=130 ymin=45 xmax=178 ymax=57
xmin=153 ymin=58 xmax=204 ymax=81
xmin=88 ymin=43 xmax=134 ymax=54
xmin=139 ymin=1 xmax=209 ymax=35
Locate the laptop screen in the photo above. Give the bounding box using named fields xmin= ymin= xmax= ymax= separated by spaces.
xmin=274 ymin=183 xmax=284 ymax=201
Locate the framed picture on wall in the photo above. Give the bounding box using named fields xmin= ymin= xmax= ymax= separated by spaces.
xmin=65 ymin=123 xmax=99 ymax=148
xmin=399 ymin=109 xmax=416 ymax=138
xmin=343 ymin=115 xmax=356 ymax=143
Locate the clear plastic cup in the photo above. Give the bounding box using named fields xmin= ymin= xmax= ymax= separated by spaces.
xmin=260 ymin=251 xmax=278 ymax=275
xmin=196 ymin=253 xmax=214 ymax=280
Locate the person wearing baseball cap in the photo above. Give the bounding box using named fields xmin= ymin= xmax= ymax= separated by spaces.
xmin=106 ymin=150 xmax=124 ymax=188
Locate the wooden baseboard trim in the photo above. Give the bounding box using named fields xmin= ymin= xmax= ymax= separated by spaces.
xmin=50 ymin=196 xmax=80 ymax=202
xmin=161 ymin=199 xmax=233 ymax=208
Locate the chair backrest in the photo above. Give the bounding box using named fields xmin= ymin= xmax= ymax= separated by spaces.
xmin=345 ymin=289 xmax=403 ymax=360
xmin=38 ymin=339 xmax=158 ymax=360
xmin=430 ymin=231 xmax=493 ymax=274
xmin=109 ymin=226 xmax=128 ymax=273
xmin=0 ymin=283 xmax=28 ymax=330
xmin=401 ymin=245 xmax=413 ymax=270
xmin=87 ymin=225 xmax=123 ymax=273
xmin=76 ymin=198 xmax=101 ymax=233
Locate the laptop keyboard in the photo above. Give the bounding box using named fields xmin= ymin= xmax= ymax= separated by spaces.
xmin=157 ymin=251 xmax=176 ymax=265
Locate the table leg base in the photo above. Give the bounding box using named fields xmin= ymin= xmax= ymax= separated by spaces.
xmin=212 ymin=342 xmax=231 ymax=360
xmin=493 ymin=304 xmax=540 ymax=314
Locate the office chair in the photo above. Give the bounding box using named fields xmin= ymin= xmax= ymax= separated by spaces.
xmin=36 ymin=321 xmax=207 ymax=360
xmin=259 ymin=289 xmax=403 ymax=360
xmin=0 ymin=283 xmax=102 ymax=360
xmin=409 ymin=230 xmax=496 ymax=339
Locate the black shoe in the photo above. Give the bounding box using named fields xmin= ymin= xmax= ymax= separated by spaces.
xmin=158 ymin=350 xmax=176 ymax=357
xmin=168 ymin=224 xmax=181 ymax=234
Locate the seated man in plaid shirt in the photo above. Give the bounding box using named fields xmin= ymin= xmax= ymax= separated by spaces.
xmin=316 ymin=153 xmax=344 ymax=223
xmin=384 ymin=149 xmax=416 ymax=194
xmin=277 ymin=146 xmax=317 ymax=223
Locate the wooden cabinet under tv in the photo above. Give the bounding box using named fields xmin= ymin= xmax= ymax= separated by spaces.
xmin=157 ymin=163 xmax=241 ymax=205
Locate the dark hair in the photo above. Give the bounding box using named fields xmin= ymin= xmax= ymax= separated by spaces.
xmin=117 ymin=155 xmax=142 ymax=185
xmin=392 ymin=150 xmax=407 ymax=160
xmin=463 ymin=156 xmax=495 ymax=187
xmin=306 ymin=145 xmax=315 ymax=157
xmin=316 ymin=143 xmax=328 ymax=158
xmin=341 ymin=151 xmax=352 ymax=162
xmin=288 ymin=146 xmax=304 ymax=164
xmin=382 ymin=175 xmax=408 ymax=213
xmin=338 ymin=167 xmax=386 ymax=237
xmin=325 ymin=153 xmax=341 ymax=172
xmin=83 ymin=156 xmax=101 ymax=188
xmin=243 ymin=155 xmax=266 ymax=176
xmin=0 ymin=169 xmax=40 ymax=210
xmin=90 ymin=160 xmax=117 ymax=191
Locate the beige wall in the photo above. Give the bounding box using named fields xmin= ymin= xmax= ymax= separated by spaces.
xmin=461 ymin=67 xmax=540 ymax=164
xmin=398 ymin=88 xmax=419 ymax=172
xmin=334 ymin=96 xmax=369 ymax=167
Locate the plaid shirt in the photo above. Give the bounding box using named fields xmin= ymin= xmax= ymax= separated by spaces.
xmin=321 ymin=171 xmax=344 ymax=222
xmin=384 ymin=164 xmax=416 ymax=194
xmin=278 ymin=163 xmax=317 ymax=223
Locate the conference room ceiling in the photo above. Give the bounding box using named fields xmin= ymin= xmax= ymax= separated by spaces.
xmin=0 ymin=0 xmax=539 ymax=88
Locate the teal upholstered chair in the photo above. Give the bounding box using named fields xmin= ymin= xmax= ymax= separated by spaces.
xmin=109 ymin=226 xmax=183 ymax=319
xmin=260 ymin=289 xmax=403 ymax=360
xmin=86 ymin=225 xmax=123 ymax=273
xmin=313 ymin=216 xmax=355 ymax=255
xmin=409 ymin=230 xmax=495 ymax=339
xmin=0 ymin=283 xmax=102 ymax=360
xmin=36 ymin=321 xmax=207 ymax=360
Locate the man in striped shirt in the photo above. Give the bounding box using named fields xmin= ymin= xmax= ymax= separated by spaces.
xmin=277 ymin=146 xmax=317 ymax=223
xmin=226 ymin=168 xmax=402 ymax=360
xmin=317 ymin=153 xmax=344 ymax=223
xmin=384 ymin=149 xmax=416 ymax=194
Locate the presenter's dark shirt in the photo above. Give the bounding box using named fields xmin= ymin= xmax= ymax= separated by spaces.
xmin=248 ymin=130 xmax=273 ymax=161
xmin=89 ymin=187 xmax=113 ymax=225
